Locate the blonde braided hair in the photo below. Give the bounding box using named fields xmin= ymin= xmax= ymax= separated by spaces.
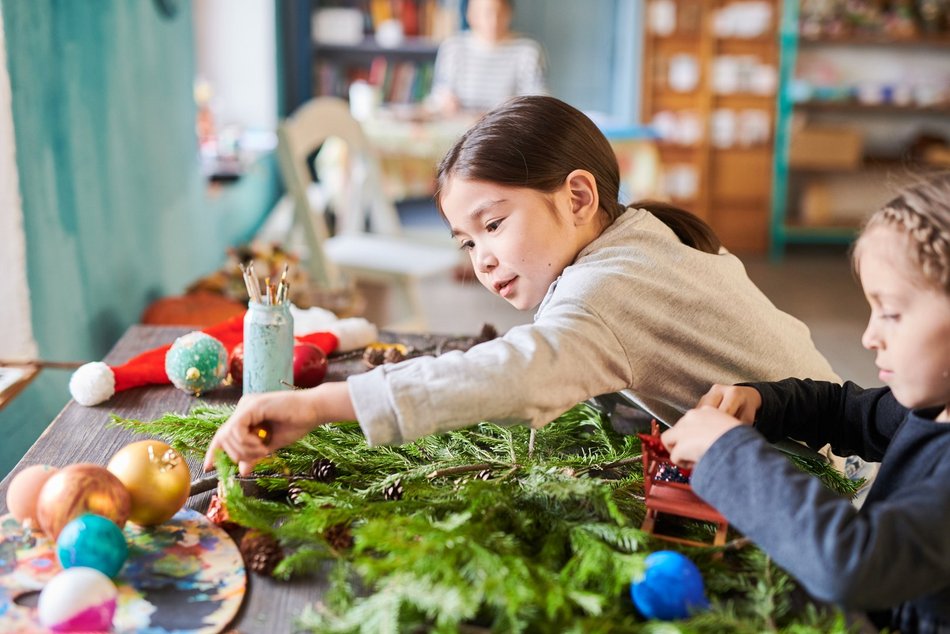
xmin=856 ymin=172 xmax=950 ymax=293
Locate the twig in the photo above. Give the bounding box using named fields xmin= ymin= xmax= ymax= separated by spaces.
xmin=497 ymin=465 xmax=521 ymax=482
xmin=599 ymin=455 xmax=642 ymax=470
xmin=720 ymin=536 xmax=753 ymax=551
xmin=189 ymin=473 xmax=219 ymax=497
xmin=427 ymin=463 xmax=494 ymax=479
xmin=0 ymin=359 xmax=85 ymax=369
xmin=528 ymin=429 xmax=536 ymax=458
xmin=764 ymin=555 xmax=777 ymax=631
xmin=329 ymin=348 xmax=369 ymax=362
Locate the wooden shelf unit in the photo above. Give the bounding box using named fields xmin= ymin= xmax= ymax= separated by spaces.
xmin=641 ymin=0 xmax=781 ymax=254
xmin=798 ymin=34 xmax=950 ymax=48
xmin=308 ymin=0 xmax=460 ymax=106
xmin=793 ymin=101 xmax=950 ymax=116
xmin=769 ymin=3 xmax=950 ymax=259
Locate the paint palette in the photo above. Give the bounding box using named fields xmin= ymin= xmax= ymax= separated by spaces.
xmin=0 ymin=508 xmax=245 ymax=633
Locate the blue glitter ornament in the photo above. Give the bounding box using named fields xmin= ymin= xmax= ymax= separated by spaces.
xmin=630 ymin=550 xmax=709 ymax=620
xmin=56 ymin=513 xmax=128 ymax=578
xmin=165 ymin=331 xmax=228 ymax=395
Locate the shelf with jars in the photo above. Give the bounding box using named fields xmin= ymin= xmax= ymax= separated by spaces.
xmin=642 ymin=0 xmax=781 ymax=254
xmin=770 ymin=0 xmax=950 ymax=258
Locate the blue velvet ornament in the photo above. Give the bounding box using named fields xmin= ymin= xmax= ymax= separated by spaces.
xmin=56 ymin=513 xmax=128 ymax=578
xmin=630 ymin=550 xmax=709 ymax=620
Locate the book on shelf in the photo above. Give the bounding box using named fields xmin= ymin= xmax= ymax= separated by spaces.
xmin=359 ymin=0 xmax=461 ymax=41
xmin=365 ymin=55 xmax=434 ymax=104
xmin=368 ymin=55 xmax=389 ymax=86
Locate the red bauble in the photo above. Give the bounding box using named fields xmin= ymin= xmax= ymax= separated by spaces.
xmin=229 ymin=342 xmax=245 ymax=387
xmin=293 ymin=342 xmax=328 ymax=388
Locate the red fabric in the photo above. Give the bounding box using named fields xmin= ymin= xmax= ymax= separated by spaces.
xmin=295 ymin=331 xmax=339 ymax=354
xmin=111 ymin=312 xmax=340 ymax=392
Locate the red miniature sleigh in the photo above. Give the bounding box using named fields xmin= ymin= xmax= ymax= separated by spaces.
xmin=639 ymin=421 xmax=729 ymax=547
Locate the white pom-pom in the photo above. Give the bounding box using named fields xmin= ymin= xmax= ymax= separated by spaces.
xmin=328 ymin=318 xmax=378 ymax=352
xmin=289 ymin=304 xmax=341 ymax=336
xmin=69 ymin=362 xmax=116 ymax=406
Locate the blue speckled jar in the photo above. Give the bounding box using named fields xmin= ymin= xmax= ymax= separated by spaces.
xmin=242 ymin=301 xmax=294 ymax=394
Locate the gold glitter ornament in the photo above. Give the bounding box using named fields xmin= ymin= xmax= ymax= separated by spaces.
xmin=107 ymin=440 xmax=191 ymax=526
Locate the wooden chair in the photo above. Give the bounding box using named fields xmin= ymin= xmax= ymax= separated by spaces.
xmin=274 ymin=97 xmax=460 ymax=330
xmin=639 ymin=421 xmax=729 ymax=548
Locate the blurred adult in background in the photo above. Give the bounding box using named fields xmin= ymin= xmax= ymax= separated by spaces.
xmin=429 ymin=0 xmax=547 ymax=115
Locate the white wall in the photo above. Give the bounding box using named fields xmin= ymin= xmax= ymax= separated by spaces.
xmin=0 ymin=4 xmax=38 ymax=360
xmin=193 ymin=0 xmax=278 ymax=131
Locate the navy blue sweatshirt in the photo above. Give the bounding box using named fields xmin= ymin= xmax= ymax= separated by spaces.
xmin=692 ymin=379 xmax=950 ymax=634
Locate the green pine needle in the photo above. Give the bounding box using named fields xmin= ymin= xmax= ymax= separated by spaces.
xmin=114 ymin=403 xmax=853 ymax=632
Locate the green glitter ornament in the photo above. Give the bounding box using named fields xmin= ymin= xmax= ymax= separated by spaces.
xmin=164 ymin=331 xmax=228 ymax=396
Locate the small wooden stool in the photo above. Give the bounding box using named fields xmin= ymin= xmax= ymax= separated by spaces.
xmin=639 ymin=421 xmax=729 ymax=548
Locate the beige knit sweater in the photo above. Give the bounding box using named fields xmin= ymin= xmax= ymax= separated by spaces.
xmin=349 ymin=207 xmax=839 ymax=445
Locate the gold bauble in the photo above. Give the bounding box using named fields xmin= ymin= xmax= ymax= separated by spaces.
xmin=107 ymin=440 xmax=191 ymax=526
xmin=36 ymin=463 xmax=131 ymax=540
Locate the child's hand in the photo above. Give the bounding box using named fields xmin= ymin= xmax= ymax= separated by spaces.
xmin=203 ymin=383 xmax=355 ymax=476
xmin=696 ymin=384 xmax=762 ymax=423
xmin=661 ymin=407 xmax=743 ymax=470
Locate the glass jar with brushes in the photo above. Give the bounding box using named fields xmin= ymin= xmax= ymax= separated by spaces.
xmin=241 ymin=263 xmax=294 ymax=394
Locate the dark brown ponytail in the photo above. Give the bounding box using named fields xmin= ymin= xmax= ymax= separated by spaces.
xmin=628 ymin=200 xmax=721 ymax=254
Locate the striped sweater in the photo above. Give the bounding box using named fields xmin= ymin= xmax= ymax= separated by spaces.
xmin=430 ymin=32 xmax=547 ymax=111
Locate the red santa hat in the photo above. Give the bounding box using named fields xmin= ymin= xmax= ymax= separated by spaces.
xmin=69 ymin=306 xmax=377 ymax=406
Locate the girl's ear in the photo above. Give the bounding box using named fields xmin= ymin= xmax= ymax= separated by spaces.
xmin=565 ymin=169 xmax=600 ymax=225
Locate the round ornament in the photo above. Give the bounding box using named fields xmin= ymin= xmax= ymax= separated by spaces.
xmin=229 ymin=342 xmax=245 ymax=387
xmin=36 ymin=464 xmax=131 ymax=540
xmin=164 ymin=331 xmax=228 ymax=395
xmin=56 ymin=513 xmax=128 ymax=578
xmin=293 ymin=342 xmax=328 ymax=388
xmin=630 ymin=550 xmax=709 ymax=620
xmin=37 ymin=566 xmax=118 ymax=632
xmin=6 ymin=464 xmax=59 ymax=526
xmin=107 ymin=440 xmax=191 ymax=526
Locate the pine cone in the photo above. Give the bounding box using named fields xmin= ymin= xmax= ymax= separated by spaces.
xmin=309 ymin=458 xmax=337 ymax=482
xmin=362 ymin=347 xmax=386 ymax=368
xmin=382 ymin=346 xmax=406 ymax=364
xmin=287 ymin=479 xmax=310 ymax=506
xmin=323 ymin=523 xmax=354 ymax=551
xmin=239 ymin=530 xmax=284 ymax=576
xmin=478 ymin=323 xmax=498 ymax=342
xmin=383 ymin=478 xmax=404 ymax=501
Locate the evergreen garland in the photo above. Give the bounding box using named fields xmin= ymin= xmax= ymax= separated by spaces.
xmin=112 ymin=404 xmax=860 ymax=633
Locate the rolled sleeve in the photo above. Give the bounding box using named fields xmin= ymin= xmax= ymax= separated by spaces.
xmin=348 ymin=368 xmax=403 ymax=446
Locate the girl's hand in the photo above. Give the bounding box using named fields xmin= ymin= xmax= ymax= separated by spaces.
xmin=696 ymin=384 xmax=762 ymax=423
xmin=203 ymin=382 xmax=355 ymax=476
xmin=661 ymin=407 xmax=743 ymax=470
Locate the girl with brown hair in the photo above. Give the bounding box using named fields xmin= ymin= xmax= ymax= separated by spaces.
xmin=205 ymin=96 xmax=837 ymax=473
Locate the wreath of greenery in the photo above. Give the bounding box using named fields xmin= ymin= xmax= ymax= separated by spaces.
xmin=113 ymin=403 xmax=858 ymax=633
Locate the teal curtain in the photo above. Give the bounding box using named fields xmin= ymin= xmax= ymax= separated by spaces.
xmin=0 ymin=0 xmax=280 ymax=475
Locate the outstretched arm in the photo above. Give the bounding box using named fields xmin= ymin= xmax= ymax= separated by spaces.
xmin=203 ymin=382 xmax=356 ymax=475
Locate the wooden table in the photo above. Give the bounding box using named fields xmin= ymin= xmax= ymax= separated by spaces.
xmin=0 ymin=324 xmax=465 ymax=633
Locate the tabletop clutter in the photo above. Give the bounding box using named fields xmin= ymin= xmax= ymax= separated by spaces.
xmin=2 ymin=263 xmax=861 ymax=630
xmin=2 ymin=439 xmax=240 ymax=632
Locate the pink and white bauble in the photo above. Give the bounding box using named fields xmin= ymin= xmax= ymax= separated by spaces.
xmin=37 ymin=567 xmax=117 ymax=632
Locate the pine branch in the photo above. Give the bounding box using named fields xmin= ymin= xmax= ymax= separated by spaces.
xmin=123 ymin=402 xmax=853 ymax=632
